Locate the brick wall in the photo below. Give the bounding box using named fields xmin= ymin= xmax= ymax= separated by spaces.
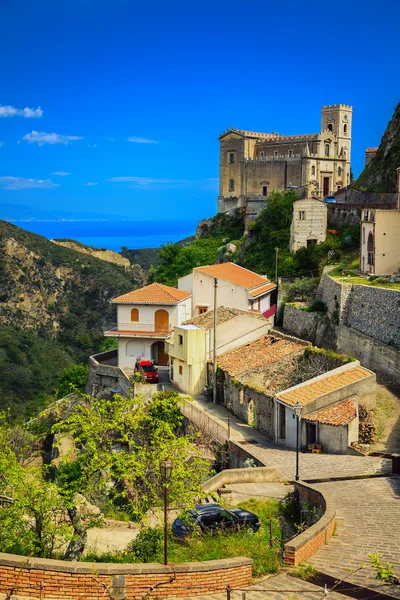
xmin=284 ymin=482 xmax=335 ymax=567
xmin=0 ymin=556 xmax=253 ymax=599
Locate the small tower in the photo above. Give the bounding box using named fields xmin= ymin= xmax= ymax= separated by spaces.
xmin=321 ymin=104 xmax=353 ymax=187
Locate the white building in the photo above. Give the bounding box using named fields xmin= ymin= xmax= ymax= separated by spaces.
xmin=178 ymin=262 xmax=277 ymax=318
xmin=105 ymin=282 xmax=192 ymax=369
xmin=289 ymin=198 xmax=327 ymax=251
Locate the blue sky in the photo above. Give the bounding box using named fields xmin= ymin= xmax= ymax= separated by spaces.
xmin=0 ymin=0 xmax=399 ymax=225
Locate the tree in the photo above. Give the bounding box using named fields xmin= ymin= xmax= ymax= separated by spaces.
xmin=53 ymin=390 xmax=209 ymax=559
xmin=57 ymin=364 xmax=89 ymax=398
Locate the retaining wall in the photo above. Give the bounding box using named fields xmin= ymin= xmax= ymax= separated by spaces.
xmin=284 ymin=482 xmax=336 ymax=566
xmin=0 ymin=556 xmax=252 ymax=599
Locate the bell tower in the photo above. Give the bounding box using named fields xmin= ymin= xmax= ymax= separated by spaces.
xmin=321 ymin=104 xmax=353 ymax=187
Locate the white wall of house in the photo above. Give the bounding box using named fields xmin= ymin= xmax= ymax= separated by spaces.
xmin=118 ymin=337 xmax=159 ymax=369
xmin=249 ymin=293 xmax=271 ymax=313
xmin=289 ymin=198 xmax=327 ymax=252
xmin=178 ymin=273 xmax=193 ymax=294
xmin=116 ymin=298 xmax=191 ymax=330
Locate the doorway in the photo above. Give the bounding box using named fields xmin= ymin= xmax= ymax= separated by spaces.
xmin=279 ymin=404 xmax=286 ymax=440
xmin=306 ymin=422 xmax=317 ymax=446
xmin=323 ymin=177 xmax=330 ymax=196
xmin=151 ymin=341 xmax=169 ymax=366
xmin=154 ymin=309 xmax=169 ymax=333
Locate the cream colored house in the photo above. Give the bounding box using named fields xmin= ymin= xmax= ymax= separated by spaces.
xmin=360 ymin=208 xmax=400 ymax=275
xmin=290 ymin=198 xmax=327 ymax=251
xmin=105 ymin=283 xmax=192 ymax=369
xmin=218 ymin=104 xmax=352 ymax=221
xmin=178 ymin=262 xmax=277 ymax=319
xmin=165 ymin=307 xmax=271 ymax=395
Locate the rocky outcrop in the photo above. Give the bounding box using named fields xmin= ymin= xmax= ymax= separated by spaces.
xmin=355 ymin=102 xmax=400 ymax=192
xmin=52 ymin=239 xmax=131 ymax=268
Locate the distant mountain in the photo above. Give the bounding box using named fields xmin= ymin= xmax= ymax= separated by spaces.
xmin=0 ymin=203 xmax=135 ymax=222
xmin=355 ymin=102 xmax=400 ymax=192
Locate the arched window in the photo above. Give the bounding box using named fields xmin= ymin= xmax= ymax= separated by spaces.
xmin=131 ymin=308 xmax=139 ymax=322
xmin=367 ymin=232 xmax=374 ymax=252
xmin=288 ymin=150 xmax=293 ymax=158
xmin=327 ymin=124 xmax=333 ymax=132
xmin=311 ymin=165 xmax=316 ymax=175
xmin=262 ymin=185 xmax=268 ymax=197
xmin=343 ymin=124 xmax=347 ymax=133
xmin=338 ymin=166 xmax=343 ymax=176
xmin=229 ymin=179 xmax=235 ymax=192
xmin=325 ymin=144 xmax=330 ymax=157
xmin=274 ymin=151 xmax=278 ymax=158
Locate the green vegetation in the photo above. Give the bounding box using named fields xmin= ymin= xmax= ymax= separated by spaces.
xmin=301 ymin=300 xmax=327 ymax=313
xmin=288 ymin=561 xmax=316 ymax=581
xmin=57 ymin=364 xmax=90 ymax=398
xmin=86 ymin=498 xmax=282 ymax=577
xmin=284 ymin=278 xmax=318 ymax=302
xmin=0 ymin=326 xmax=73 ymax=419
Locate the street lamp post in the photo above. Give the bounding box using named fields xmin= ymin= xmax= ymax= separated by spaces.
xmin=293 ymin=403 xmax=303 ymax=482
xmin=160 ymin=458 xmax=173 ymax=565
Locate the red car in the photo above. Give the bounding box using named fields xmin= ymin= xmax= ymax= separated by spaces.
xmin=139 ymin=360 xmax=159 ymax=384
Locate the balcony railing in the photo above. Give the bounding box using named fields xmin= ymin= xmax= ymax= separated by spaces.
xmin=104 ymin=322 xmax=172 ymax=336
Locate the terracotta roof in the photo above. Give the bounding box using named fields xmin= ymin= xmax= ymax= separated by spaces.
xmin=276 ymin=366 xmax=371 ymax=407
xmin=249 ymin=283 xmax=277 ymax=297
xmin=183 ymin=306 xmax=266 ymax=331
xmin=304 ymin=399 xmax=357 ymax=426
xmin=111 ymin=283 xmax=191 ymax=305
xmin=366 ymin=148 xmax=378 ymax=152
xmin=217 ymin=334 xmax=305 ymax=376
xmin=195 ymin=263 xmax=271 ymax=290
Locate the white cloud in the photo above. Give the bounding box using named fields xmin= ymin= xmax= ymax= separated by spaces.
xmin=0 ymin=105 xmax=43 ymax=118
xmin=86 ymin=181 xmax=98 ymax=186
xmin=107 ymin=176 xmax=187 ymax=186
xmin=128 ymin=136 xmax=159 ymax=144
xmin=52 ymin=171 xmax=70 ymax=176
xmin=0 ymin=176 xmax=59 ymax=190
xmin=22 ymin=130 xmax=84 ymax=146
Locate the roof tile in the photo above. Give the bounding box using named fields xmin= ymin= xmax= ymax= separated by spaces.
xmin=111 ymin=283 xmax=191 ymax=305
xmin=183 ymin=306 xmax=266 ymax=330
xmin=195 ymin=263 xmax=274 ymax=291
xmin=304 ymin=399 xmax=357 ymax=426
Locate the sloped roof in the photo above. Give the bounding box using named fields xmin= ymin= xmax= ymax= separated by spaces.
xmin=217 ymin=334 xmax=305 ymax=376
xmin=195 ymin=263 xmax=274 ymax=291
xmin=249 ymin=283 xmax=277 ymax=297
xmin=111 ymin=282 xmax=191 ymax=305
xmin=303 ymin=399 xmax=357 ymax=426
xmin=183 ymin=306 xmax=266 ymax=331
xmin=276 ymin=366 xmax=371 ymax=407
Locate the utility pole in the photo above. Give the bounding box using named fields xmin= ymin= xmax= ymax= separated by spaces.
xmin=213 ymin=277 xmax=218 ymax=404
xmin=275 ymin=247 xmax=279 ymax=283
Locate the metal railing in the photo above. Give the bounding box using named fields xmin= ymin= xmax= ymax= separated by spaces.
xmin=105 ymin=322 xmax=172 ymax=334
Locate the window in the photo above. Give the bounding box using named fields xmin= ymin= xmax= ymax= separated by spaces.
xmin=343 ymin=124 xmax=347 ymax=134
xmin=260 ymin=151 xmax=264 ymax=157
xmin=198 ymin=306 xmax=208 ymax=315
xmin=311 ymin=165 xmax=315 ymax=175
xmin=338 ymin=166 xmax=343 ymax=176
xmin=327 ymin=124 xmax=333 ymax=132
xmin=229 ymin=152 xmax=235 ymax=164
xmin=130 ymin=308 xmax=139 ymax=322
xmin=178 ymin=334 xmax=183 ymax=346
xmin=325 ymin=144 xmax=330 ymax=157
xmin=362 ymin=228 xmax=365 ymax=244
xmin=179 ymin=365 xmax=183 ymax=376
xmin=299 ymin=211 xmax=306 ymax=220
xmin=262 ymin=185 xmax=268 ymax=197
xmin=274 ymin=151 xmax=278 ymax=158
xmin=229 ymin=179 xmax=235 ymax=192
xmin=288 ymin=150 xmax=293 ymax=158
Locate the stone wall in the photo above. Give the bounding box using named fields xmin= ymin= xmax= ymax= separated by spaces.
xmin=0 ymin=555 xmax=252 ymax=599
xmin=87 ymin=351 xmax=132 ymax=398
xmin=283 ymin=305 xmax=317 ymax=342
xmin=327 ymin=205 xmax=362 ymax=228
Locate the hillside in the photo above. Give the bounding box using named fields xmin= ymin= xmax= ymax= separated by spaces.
xmin=0 ymin=220 xmax=135 ymax=357
xmin=355 ymin=102 xmax=400 ymax=192
xmin=52 ymin=238 xmax=131 ymax=268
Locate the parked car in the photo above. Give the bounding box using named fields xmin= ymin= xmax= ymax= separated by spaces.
xmin=172 ymin=504 xmax=261 ymax=538
xmin=139 ymin=360 xmax=159 ymax=383
xmin=324 ymin=195 xmax=336 ymax=203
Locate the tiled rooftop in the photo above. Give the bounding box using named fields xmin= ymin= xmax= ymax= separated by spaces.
xmin=195 ymin=262 xmax=273 ymax=291
xmin=249 ymin=282 xmax=277 ymax=297
xmin=303 ymin=398 xmax=357 ymax=426
xmin=183 ymin=306 xmax=266 ymax=331
xmin=111 ymin=282 xmax=191 ymax=305
xmin=276 ymin=366 xmax=371 ymax=407
xmin=216 ymin=334 xmax=306 ymax=376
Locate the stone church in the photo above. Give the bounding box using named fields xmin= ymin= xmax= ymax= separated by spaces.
xmin=218 ymin=104 xmax=352 ymax=222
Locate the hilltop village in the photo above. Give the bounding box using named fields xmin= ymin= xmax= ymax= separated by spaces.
xmin=0 ymin=101 xmax=400 ymax=600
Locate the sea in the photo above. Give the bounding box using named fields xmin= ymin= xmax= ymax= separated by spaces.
xmin=10 ymin=219 xmax=197 ymax=252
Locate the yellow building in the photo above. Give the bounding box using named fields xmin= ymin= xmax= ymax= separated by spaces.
xmin=290 ymin=198 xmax=327 ymax=251
xmin=218 ymin=104 xmax=352 ymax=221
xmin=165 ymin=307 xmax=271 ymax=395
xmin=360 ymin=208 xmax=400 ymax=275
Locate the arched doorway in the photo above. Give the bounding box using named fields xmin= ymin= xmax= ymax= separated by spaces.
xmin=151 ymin=341 xmax=169 ymax=366
xmin=367 ymin=232 xmax=374 ymax=269
xmin=154 ymin=309 xmax=169 ymax=333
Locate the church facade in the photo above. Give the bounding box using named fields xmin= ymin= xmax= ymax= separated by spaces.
xmin=218 ymin=104 xmax=352 ymax=221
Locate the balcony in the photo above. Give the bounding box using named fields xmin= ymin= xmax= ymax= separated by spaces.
xmin=104 ymin=322 xmax=172 ymax=338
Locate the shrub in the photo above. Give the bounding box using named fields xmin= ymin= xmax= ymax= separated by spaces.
xmin=302 ymin=300 xmax=327 ymax=313
xmin=125 ymin=527 xmax=163 ymax=563
xmin=285 ymin=278 xmax=318 ymax=302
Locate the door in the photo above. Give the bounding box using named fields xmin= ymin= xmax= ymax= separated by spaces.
xmin=154 ymin=309 xmax=169 ymax=333
xmin=323 ymin=177 xmax=329 ymax=196
xmin=279 ymin=404 xmax=286 ymax=440
xmin=157 ymin=341 xmax=169 ymax=366
xmin=306 ymin=422 xmax=317 ymax=445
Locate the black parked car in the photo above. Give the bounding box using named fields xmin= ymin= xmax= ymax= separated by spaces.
xmin=172 ymin=504 xmax=261 ymax=538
